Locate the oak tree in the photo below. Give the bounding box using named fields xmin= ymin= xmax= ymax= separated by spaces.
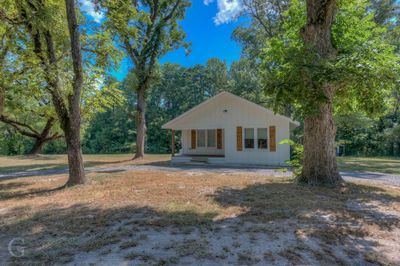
xmin=263 ymin=0 xmax=399 ymax=186
xmin=0 ymin=22 xmax=64 ymax=154
xmin=101 ymin=0 xmax=190 ymax=159
xmin=1 ymin=0 xmax=120 ymax=185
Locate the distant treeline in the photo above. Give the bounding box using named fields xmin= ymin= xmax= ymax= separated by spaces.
xmin=1 ymin=58 xmax=399 ymax=157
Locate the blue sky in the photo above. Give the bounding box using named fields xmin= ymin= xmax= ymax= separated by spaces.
xmin=161 ymin=1 xmax=243 ymax=67
xmin=80 ymin=0 xmax=245 ymax=81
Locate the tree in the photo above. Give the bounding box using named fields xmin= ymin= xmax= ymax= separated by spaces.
xmin=0 ymin=26 xmax=62 ymax=154
xmin=0 ymin=116 xmax=61 ymax=154
xmin=298 ymin=0 xmax=341 ymax=185
xmin=335 ymin=112 xmax=400 ymax=156
xmin=0 ymin=89 xmax=3 ymax=114
xmin=233 ymin=0 xmax=290 ymax=59
xmin=101 ymin=0 xmax=190 ymax=159
xmin=145 ymin=63 xmax=208 ymax=152
xmin=262 ymin=0 xmax=399 ymax=186
xmin=233 ymin=0 xmax=294 ymax=117
xmin=333 ymin=0 xmax=400 ymax=158
xmin=0 ymin=23 xmax=9 ymax=114
xmin=83 ymin=107 xmax=135 ymax=154
xmin=83 ymin=77 xmax=131 ymax=154
xmin=1 ymin=0 xmax=87 ymax=184
xmin=229 ymin=58 xmax=264 ymax=104
xmin=2 ymin=0 xmax=121 ymax=183
xmin=370 ymin=0 xmax=400 ymax=25
xmin=85 ymin=61 xmax=235 ymax=154
xmin=63 ymin=0 xmax=86 ymax=185
xmin=204 ymin=58 xmax=229 ymax=96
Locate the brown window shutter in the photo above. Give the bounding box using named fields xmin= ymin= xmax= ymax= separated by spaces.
xmin=191 ymin=130 xmax=196 ymax=149
xmin=217 ymin=129 xmax=223 ymax=149
xmin=236 ymin=127 xmax=243 ymax=151
xmin=269 ymin=126 xmax=276 ymax=152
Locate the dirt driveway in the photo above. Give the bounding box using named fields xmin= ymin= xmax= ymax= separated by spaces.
xmin=1 ymin=162 xmax=399 ymax=188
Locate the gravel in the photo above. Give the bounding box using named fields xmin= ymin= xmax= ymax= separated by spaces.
xmin=1 ymin=163 xmax=399 ymax=187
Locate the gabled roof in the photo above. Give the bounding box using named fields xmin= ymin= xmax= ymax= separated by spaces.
xmin=162 ymin=91 xmax=300 ymax=129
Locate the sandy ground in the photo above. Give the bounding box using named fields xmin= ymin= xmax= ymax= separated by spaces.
xmin=0 ymin=163 xmax=399 ymax=265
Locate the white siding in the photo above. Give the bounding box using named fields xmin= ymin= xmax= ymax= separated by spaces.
xmin=223 ymin=96 xmax=289 ymax=165
xmin=165 ymin=92 xmax=294 ymax=165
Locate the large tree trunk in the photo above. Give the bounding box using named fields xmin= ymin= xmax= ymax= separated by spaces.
xmin=28 ymin=134 xmax=62 ymax=155
xmin=134 ymin=85 xmax=146 ymax=159
xmin=65 ymin=128 xmax=86 ymax=186
xmin=299 ymin=0 xmax=342 ymax=185
xmin=20 ymin=0 xmax=86 ymax=186
xmin=298 ymin=86 xmax=342 ymax=185
xmin=64 ymin=0 xmax=86 ymax=185
xmin=28 ymin=118 xmax=56 ymax=155
xmin=29 ymin=137 xmax=47 ymax=155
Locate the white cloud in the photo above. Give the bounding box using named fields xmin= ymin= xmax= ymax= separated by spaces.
xmin=203 ymin=0 xmax=214 ymax=5
xmin=79 ymin=0 xmax=104 ymax=23
xmin=204 ymin=0 xmax=243 ymax=25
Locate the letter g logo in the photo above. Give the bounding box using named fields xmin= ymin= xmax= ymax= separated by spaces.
xmin=8 ymin=238 xmax=25 ymax=257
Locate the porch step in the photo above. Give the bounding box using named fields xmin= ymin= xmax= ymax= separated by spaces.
xmin=190 ymin=157 xmax=208 ymax=163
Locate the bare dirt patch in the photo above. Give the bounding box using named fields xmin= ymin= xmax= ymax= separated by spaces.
xmin=0 ymin=164 xmax=399 ymax=265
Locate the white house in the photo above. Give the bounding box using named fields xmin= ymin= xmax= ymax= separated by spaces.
xmin=162 ymin=91 xmax=299 ymax=166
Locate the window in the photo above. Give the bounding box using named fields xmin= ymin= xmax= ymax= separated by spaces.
xmin=207 ymin=129 xmax=216 ymax=147
xmin=244 ymin=128 xmax=254 ymax=149
xmin=197 ymin=130 xmax=206 ymax=147
xmin=257 ymin=128 xmax=268 ymax=149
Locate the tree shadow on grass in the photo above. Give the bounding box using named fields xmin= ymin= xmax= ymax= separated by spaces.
xmin=0 ymin=181 xmax=52 ymax=201
xmin=1 ymin=182 xmax=399 ymax=265
xmin=0 ymin=161 xmax=132 ymax=180
xmin=0 ymin=185 xmax=65 ymax=201
xmin=0 ymin=181 xmax=31 ymax=191
xmin=1 ymin=204 xmax=217 ymax=265
xmin=0 ymin=163 xmax=68 ymax=175
xmin=7 ymin=155 xmax=63 ymax=162
xmin=212 ymin=181 xmax=400 ymax=264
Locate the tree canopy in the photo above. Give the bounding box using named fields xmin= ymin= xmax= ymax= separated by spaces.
xmin=263 ymin=0 xmax=399 ymax=116
xmin=99 ymin=0 xmax=191 ymax=159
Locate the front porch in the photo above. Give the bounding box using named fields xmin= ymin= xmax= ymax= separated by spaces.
xmin=171 ymin=154 xmax=226 ymax=164
xmin=169 ymin=128 xmax=225 ymax=158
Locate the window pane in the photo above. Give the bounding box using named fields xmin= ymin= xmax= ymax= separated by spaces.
xmin=244 ymin=128 xmax=254 ymax=149
xmin=258 ymin=128 xmax=268 ymax=149
xmin=207 ymin=129 xmax=216 ymax=147
xmin=197 ymin=130 xmax=205 ymax=147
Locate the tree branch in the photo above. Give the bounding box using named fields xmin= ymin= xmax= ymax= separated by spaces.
xmin=0 ymin=114 xmax=41 ymax=138
xmin=122 ymin=37 xmax=140 ymax=66
xmin=45 ymin=132 xmax=63 ymax=141
xmin=163 ymin=0 xmax=181 ymax=23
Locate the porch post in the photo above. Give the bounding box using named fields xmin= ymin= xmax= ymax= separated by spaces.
xmin=171 ymin=129 xmax=175 ymax=156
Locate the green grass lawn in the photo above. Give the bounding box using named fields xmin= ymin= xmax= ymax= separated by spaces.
xmin=0 ymin=154 xmax=170 ymax=174
xmin=338 ymin=156 xmax=400 ymax=175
